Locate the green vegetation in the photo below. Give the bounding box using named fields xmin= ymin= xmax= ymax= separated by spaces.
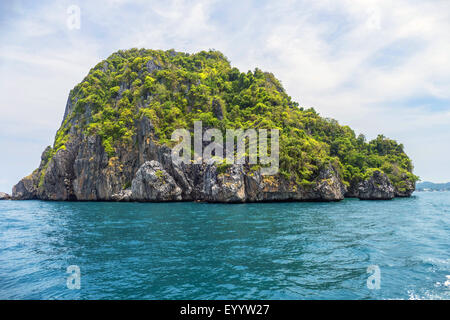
xmin=216 ymin=162 xmax=232 ymax=175
xmin=155 ymin=169 xmax=165 ymax=182
xmin=57 ymin=48 xmax=417 ymax=189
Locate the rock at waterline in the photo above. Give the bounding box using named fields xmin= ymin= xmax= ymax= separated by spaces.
xmin=357 ymin=170 xmax=395 ymax=200
xmin=0 ymin=192 xmax=11 ymax=200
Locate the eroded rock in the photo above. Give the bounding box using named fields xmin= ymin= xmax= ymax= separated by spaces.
xmin=111 ymin=189 xmax=132 ymax=202
xmin=357 ymin=170 xmax=395 ymax=200
xmin=203 ymin=163 xmax=246 ymax=203
xmin=0 ymin=192 xmax=11 ymax=200
xmin=131 ymin=160 xmax=182 ymax=201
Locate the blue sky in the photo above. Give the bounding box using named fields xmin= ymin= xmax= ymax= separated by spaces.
xmin=1 ymin=0 xmax=450 ymax=192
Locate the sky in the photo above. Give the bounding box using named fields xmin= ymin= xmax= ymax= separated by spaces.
xmin=0 ymin=0 xmax=450 ymax=193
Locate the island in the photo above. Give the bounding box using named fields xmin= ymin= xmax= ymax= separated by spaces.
xmin=12 ymin=49 xmax=417 ymax=202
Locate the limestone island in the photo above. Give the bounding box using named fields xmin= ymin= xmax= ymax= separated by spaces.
xmin=12 ymin=49 xmax=417 ymax=202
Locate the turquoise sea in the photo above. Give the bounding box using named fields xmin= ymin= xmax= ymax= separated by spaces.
xmin=0 ymin=192 xmax=448 ymax=300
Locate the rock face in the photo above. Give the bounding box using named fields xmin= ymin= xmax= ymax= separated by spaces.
xmin=111 ymin=189 xmax=132 ymax=202
xmin=131 ymin=161 xmax=182 ymax=201
xmin=356 ymin=170 xmax=395 ymax=200
xmin=203 ymin=164 xmax=246 ymax=202
xmin=0 ymin=192 xmax=11 ymax=200
xmin=12 ymin=175 xmax=38 ymax=200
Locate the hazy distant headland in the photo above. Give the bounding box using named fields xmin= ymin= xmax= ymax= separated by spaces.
xmin=416 ymin=182 xmax=450 ymax=192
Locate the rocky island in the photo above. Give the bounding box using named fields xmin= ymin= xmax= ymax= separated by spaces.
xmin=12 ymin=49 xmax=417 ymax=202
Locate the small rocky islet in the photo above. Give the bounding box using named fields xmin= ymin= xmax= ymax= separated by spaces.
xmin=10 ymin=49 xmax=417 ymax=202
xmin=0 ymin=192 xmax=11 ymax=200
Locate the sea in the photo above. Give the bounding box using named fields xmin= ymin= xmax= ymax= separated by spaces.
xmin=0 ymin=192 xmax=448 ymax=299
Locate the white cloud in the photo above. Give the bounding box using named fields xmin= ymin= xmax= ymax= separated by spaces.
xmin=0 ymin=0 xmax=449 ymax=192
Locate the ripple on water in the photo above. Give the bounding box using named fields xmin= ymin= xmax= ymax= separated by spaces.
xmin=0 ymin=192 xmax=449 ymax=299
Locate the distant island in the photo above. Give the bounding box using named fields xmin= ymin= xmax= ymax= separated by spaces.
xmin=416 ymin=182 xmax=450 ymax=192
xmin=11 ymin=49 xmax=418 ymax=202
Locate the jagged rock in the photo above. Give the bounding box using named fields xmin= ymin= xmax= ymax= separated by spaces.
xmin=203 ymin=163 xmax=246 ymax=203
xmin=357 ymin=170 xmax=395 ymax=200
xmin=245 ymin=173 xmax=296 ymax=202
xmin=111 ymin=189 xmax=132 ymax=202
xmin=344 ymin=184 xmax=359 ymax=198
xmin=12 ymin=173 xmax=38 ymax=200
xmin=38 ymin=148 xmax=77 ymax=200
xmin=72 ymin=135 xmax=109 ymax=200
xmin=244 ymin=163 xmax=346 ymax=202
xmin=313 ymin=165 xmax=347 ymax=201
xmin=131 ymin=161 xmax=182 ymax=201
xmin=0 ymin=192 xmax=11 ymax=200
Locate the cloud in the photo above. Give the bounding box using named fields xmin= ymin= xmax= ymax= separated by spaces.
xmin=0 ymin=0 xmax=449 ymax=192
